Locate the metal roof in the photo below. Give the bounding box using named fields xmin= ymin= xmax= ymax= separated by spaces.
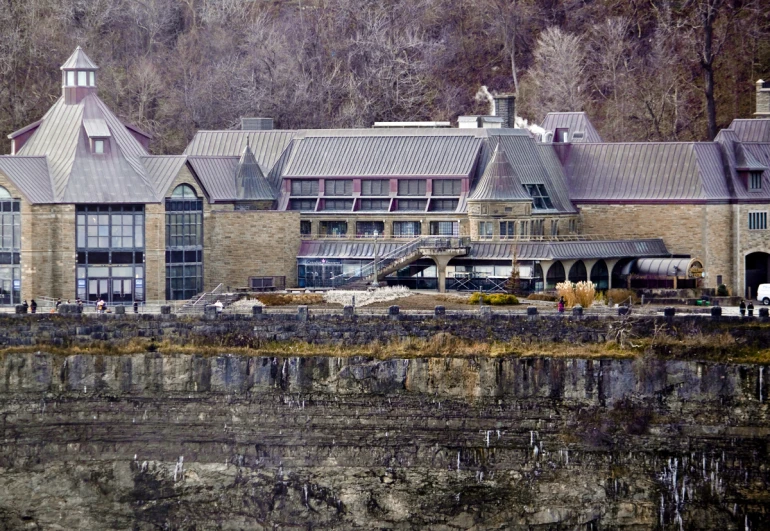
xmin=628 ymin=257 xmax=700 ymax=277
xmin=83 ymin=119 xmax=111 ymax=138
xmin=469 ymin=239 xmax=669 ymax=260
xmin=714 ymin=133 xmax=770 ymax=201
xmin=541 ymin=112 xmax=602 ymax=142
xmin=235 ymin=144 xmax=276 ymax=201
xmin=727 ymin=119 xmax=770 ymax=142
xmin=142 ymin=156 xmax=188 ymax=198
xmin=564 ymin=142 xmax=731 ymax=202
xmin=0 ymin=157 xmax=54 ymax=203
xmin=735 ymin=142 xmax=768 ymax=171
xmin=60 ymin=47 xmax=98 ymax=70
xmin=468 ymin=145 xmax=531 ymax=201
xmin=184 ymin=130 xmax=295 ymax=177
xmin=297 ymin=238 xmax=668 ymax=261
xmin=282 ymin=135 xmax=482 ymax=177
xmin=187 ymin=157 xmax=239 ymax=202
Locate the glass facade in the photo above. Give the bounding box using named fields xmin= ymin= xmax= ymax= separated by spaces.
xmin=166 ymin=185 xmax=203 ymax=300
xmin=76 ymin=205 xmax=145 ymax=303
xmin=0 ymin=187 xmax=20 ymax=305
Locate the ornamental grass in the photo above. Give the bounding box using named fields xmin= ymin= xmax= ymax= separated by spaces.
xmin=555 ymin=280 xmax=596 ymax=308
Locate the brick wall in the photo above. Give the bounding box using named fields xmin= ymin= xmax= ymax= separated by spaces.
xmin=205 ymin=210 xmax=300 ymax=290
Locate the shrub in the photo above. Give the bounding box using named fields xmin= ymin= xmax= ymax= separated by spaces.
xmin=527 ymin=293 xmax=557 ymax=302
xmin=255 ymin=293 xmax=324 ymax=306
xmin=606 ymin=288 xmax=638 ymax=305
xmin=556 ymin=281 xmax=596 ymax=308
xmin=717 ymin=284 xmax=729 ymax=296
xmin=467 ymin=292 xmax=518 ymax=305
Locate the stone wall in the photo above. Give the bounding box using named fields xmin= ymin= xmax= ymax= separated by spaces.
xmin=205 ymin=210 xmax=301 ymax=290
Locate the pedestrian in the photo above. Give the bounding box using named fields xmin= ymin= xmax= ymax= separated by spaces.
xmin=22 ymin=300 xmax=28 ymax=313
xmin=55 ymin=298 xmax=61 ymax=310
xmin=30 ymin=299 xmax=37 ymax=314
xmin=214 ymin=299 xmax=224 ymax=314
xmin=97 ymin=299 xmax=105 ymax=314
xmin=133 ymin=301 xmax=139 ymax=314
xmin=739 ymin=300 xmax=746 ymax=317
xmin=748 ymin=301 xmax=755 ymax=317
xmin=557 ymin=296 xmax=565 ymax=313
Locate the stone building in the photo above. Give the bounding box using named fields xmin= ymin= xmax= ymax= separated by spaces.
xmin=0 ymin=48 xmax=768 ymax=304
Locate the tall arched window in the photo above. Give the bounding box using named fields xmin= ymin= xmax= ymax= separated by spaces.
xmin=0 ymin=186 xmax=21 ymax=305
xmin=166 ymin=184 xmax=203 ymax=300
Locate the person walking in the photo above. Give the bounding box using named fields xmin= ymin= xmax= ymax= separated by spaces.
xmin=557 ymin=296 xmax=565 ymax=313
xmin=30 ymin=299 xmax=37 ymax=314
xmin=214 ymin=300 xmax=224 ymax=314
xmin=739 ymin=300 xmax=746 ymax=317
xmin=21 ymin=300 xmax=28 ymax=313
xmin=748 ymin=301 xmax=755 ymax=317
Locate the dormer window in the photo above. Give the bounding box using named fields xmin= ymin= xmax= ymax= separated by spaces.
xmin=525 ymin=184 xmax=554 ymax=210
xmin=93 ymin=139 xmax=104 ymax=154
xmin=750 ymin=171 xmax=762 ymax=191
xmin=84 ymin=119 xmax=111 ymax=154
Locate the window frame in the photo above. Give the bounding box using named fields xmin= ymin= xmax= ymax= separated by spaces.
xmin=398 ymin=179 xmax=427 ymax=196
xmin=748 ymin=211 xmax=768 ymax=230
xmin=362 ymin=179 xmax=389 ymax=196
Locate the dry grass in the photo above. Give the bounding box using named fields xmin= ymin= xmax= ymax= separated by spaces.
xmin=253 ymin=293 xmax=324 ymax=306
xmin=606 ymin=289 xmax=639 ymax=305
xmin=556 ymin=281 xmax=596 ymax=308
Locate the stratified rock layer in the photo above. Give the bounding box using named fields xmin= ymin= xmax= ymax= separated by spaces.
xmin=0 ymin=352 xmax=768 ymax=529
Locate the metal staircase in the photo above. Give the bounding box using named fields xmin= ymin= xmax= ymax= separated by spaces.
xmin=177 ymin=283 xmax=238 ymax=314
xmin=332 ymin=236 xmax=469 ymax=289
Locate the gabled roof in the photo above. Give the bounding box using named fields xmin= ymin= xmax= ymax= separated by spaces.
xmin=0 ymin=157 xmax=54 ymax=203
xmin=184 ymin=130 xmax=295 ymax=179
xmin=735 ymin=142 xmax=768 ymax=171
xmin=468 ymin=145 xmax=531 ymax=201
xmin=235 ymin=144 xmax=276 ymax=201
xmin=60 ymin=47 xmax=98 ymax=70
xmin=563 ymin=142 xmax=731 ymax=203
xmin=282 ymin=134 xmax=482 ymax=177
xmin=142 ymin=156 xmax=188 ymax=198
xmin=541 ymin=112 xmax=602 ymax=142
xmin=187 ymin=156 xmax=239 ymax=202
xmin=726 ymin=119 xmax=770 ymax=142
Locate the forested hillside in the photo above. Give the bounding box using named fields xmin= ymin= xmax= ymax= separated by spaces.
xmin=0 ymin=0 xmax=768 ymax=153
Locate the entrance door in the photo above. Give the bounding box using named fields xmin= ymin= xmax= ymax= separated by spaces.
xmin=88 ymin=279 xmax=109 ymax=302
xmin=112 ymin=278 xmax=133 ymax=303
xmin=745 ymin=252 xmax=770 ymax=299
xmin=88 ymin=278 xmax=134 ymax=303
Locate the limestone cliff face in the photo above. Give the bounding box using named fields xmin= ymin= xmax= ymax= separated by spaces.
xmin=0 ymin=352 xmax=768 ymax=530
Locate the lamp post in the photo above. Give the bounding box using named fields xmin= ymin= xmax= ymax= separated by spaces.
xmin=372 ymin=230 xmax=380 ymax=288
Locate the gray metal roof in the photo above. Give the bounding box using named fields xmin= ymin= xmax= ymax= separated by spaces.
xmin=297 ymin=238 xmax=668 ymax=261
xmin=282 ymin=135 xmax=482 ymax=177
xmin=184 ymin=130 xmax=295 ymax=178
xmin=468 ymin=145 xmax=531 ymax=201
xmin=541 ymin=112 xmax=602 ymax=142
xmin=83 ymin=118 xmax=110 ymax=138
xmin=235 ymin=144 xmax=276 ymax=201
xmin=735 ymin=142 xmax=768 ymax=171
xmin=714 ymin=132 xmax=770 ymax=201
xmin=727 ymin=119 xmax=770 ymax=142
xmin=60 ymin=47 xmax=98 ymax=70
xmin=564 ymin=142 xmax=731 ymax=202
xmin=187 ymin=157 xmax=239 ymax=202
xmin=142 ymin=156 xmax=188 ymax=198
xmin=469 ymin=239 xmax=669 ymax=261
xmin=630 ymin=257 xmax=699 ymax=277
xmin=0 ymin=157 xmax=54 ymax=203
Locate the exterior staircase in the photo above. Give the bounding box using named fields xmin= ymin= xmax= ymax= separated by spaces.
xmin=331 ymin=236 xmax=469 ymax=289
xmin=177 ymin=284 xmax=238 ymax=314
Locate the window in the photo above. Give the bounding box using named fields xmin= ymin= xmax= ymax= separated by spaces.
xmin=77 ymin=206 xmax=144 ymax=249
xmin=291 ymin=180 xmax=319 ymax=196
xmin=93 ymin=139 xmax=104 ymax=154
xmin=166 ymin=195 xmax=203 ymax=301
xmin=749 ymin=211 xmax=767 ymax=230
xmin=432 ymin=179 xmax=461 ymax=196
xmin=551 ymin=220 xmax=559 ymax=236
xmin=300 ymin=220 xmax=312 ymax=235
xmin=356 ymin=221 xmax=384 ymax=237
xmin=325 ymin=180 xmax=353 ymax=196
xmin=89 ymin=71 xmax=95 ymax=87
xmin=500 ymin=221 xmax=516 ymax=239
xmin=289 ymin=199 xmax=316 ymax=211
xmin=66 ymin=71 xmax=75 ymax=86
xmin=322 ymin=199 xmax=353 ymax=211
xmin=430 ymin=199 xmax=458 ymax=212
xmin=319 ymin=221 xmax=347 ymax=237
xmin=569 ymin=219 xmax=577 ymax=233
xmin=0 ymin=187 xmax=20 ymax=305
xmin=396 ymin=199 xmax=426 ymax=211
xmin=362 ymin=179 xmax=389 ymax=196
xmin=360 ymin=199 xmax=390 ymax=211
xmin=750 ymin=172 xmax=763 ymax=191
xmin=398 ymin=180 xmax=426 ymax=196
xmin=430 ymin=221 xmax=458 ymax=236
xmin=78 ymin=71 xmax=87 ymax=86
xmin=479 ymin=221 xmax=493 ymax=239
xmin=525 ymin=184 xmax=554 ymax=210
xmin=393 ymin=221 xmax=421 ymax=237
xmin=531 ymin=219 xmax=545 ymax=236
xmin=519 ymin=220 xmax=529 ymax=237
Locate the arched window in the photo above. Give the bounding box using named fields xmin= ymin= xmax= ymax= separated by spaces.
xmin=0 ymin=186 xmax=12 ymax=199
xmin=171 ymin=184 xmax=197 ymax=199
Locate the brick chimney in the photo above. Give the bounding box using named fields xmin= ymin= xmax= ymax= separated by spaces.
xmin=756 ymin=80 xmax=770 ymax=118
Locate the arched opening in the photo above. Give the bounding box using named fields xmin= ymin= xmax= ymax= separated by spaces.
xmin=546 ymin=261 xmax=565 ymax=290
xmin=532 ymin=263 xmax=544 ymax=292
xmin=0 ymin=186 xmax=11 ymax=199
xmin=746 ymin=252 xmax=770 ymax=300
xmin=611 ymin=258 xmax=634 ymax=289
xmin=171 ymin=184 xmax=198 ymax=198
xmin=590 ymin=260 xmax=609 ymax=290
xmin=568 ymin=261 xmax=587 ymax=283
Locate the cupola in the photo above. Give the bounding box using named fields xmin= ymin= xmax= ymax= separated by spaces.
xmin=61 ymin=47 xmax=98 ymax=105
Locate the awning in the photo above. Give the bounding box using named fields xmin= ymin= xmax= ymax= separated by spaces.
xmin=621 ymin=257 xmax=702 ymax=277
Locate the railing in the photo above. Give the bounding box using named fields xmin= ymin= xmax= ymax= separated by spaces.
xmin=178 ymin=283 xmax=224 ymax=314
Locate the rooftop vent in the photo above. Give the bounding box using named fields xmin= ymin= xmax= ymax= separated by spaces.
xmin=457 ymin=116 xmax=503 ymax=129
xmin=373 ymin=121 xmax=451 ymax=128
xmin=241 ymin=117 xmax=274 ymax=131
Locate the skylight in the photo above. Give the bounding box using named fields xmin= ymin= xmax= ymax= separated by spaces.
xmin=525 ymin=184 xmax=554 ymax=210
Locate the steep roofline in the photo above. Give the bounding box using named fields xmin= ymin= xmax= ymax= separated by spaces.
xmin=7 ymin=120 xmax=43 ymax=139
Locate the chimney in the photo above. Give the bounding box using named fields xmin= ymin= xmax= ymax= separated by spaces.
xmin=493 ymin=93 xmax=516 ymax=128
xmin=241 ymin=117 xmax=274 ymax=130
xmin=756 ymin=80 xmax=770 ymax=117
